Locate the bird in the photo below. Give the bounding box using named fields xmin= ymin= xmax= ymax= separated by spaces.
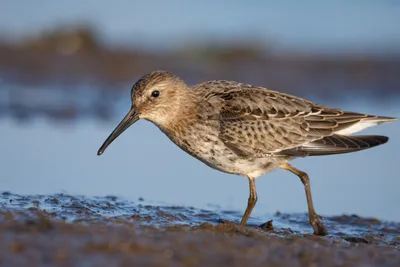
xmin=97 ymin=70 xmax=396 ymax=235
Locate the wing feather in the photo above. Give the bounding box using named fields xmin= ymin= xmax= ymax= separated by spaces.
xmin=196 ymin=81 xmax=393 ymax=158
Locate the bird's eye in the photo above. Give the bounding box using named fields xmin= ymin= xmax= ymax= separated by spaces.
xmin=151 ymin=90 xmax=160 ymax=98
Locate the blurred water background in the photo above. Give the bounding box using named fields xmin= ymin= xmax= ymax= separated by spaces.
xmin=0 ymin=0 xmax=399 ymax=222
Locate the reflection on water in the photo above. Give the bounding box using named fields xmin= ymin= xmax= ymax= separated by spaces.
xmin=1 ymin=82 xmax=399 ymax=222
xmin=0 ymin=83 xmax=123 ymax=121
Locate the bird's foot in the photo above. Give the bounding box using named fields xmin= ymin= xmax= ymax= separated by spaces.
xmin=310 ymin=213 xmax=328 ymax=236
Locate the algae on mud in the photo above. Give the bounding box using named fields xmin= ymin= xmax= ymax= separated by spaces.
xmin=0 ymin=192 xmax=399 ymax=266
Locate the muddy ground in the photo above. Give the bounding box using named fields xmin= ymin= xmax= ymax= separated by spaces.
xmin=0 ymin=192 xmax=399 ymax=267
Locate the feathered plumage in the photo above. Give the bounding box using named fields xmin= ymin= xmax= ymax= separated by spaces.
xmin=98 ymin=71 xmax=396 ymax=236
xmin=193 ymin=80 xmax=395 ymax=158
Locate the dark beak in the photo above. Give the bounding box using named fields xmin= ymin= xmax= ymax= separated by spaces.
xmin=97 ymin=106 xmax=139 ymax=155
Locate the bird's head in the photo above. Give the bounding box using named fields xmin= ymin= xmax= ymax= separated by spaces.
xmin=97 ymin=70 xmax=188 ymax=155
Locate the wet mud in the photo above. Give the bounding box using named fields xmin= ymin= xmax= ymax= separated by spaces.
xmin=1 ymin=192 xmax=399 ymax=266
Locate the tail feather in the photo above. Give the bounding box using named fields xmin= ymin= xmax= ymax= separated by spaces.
xmin=334 ymin=115 xmax=396 ymax=135
xmin=281 ymin=135 xmax=389 ymax=157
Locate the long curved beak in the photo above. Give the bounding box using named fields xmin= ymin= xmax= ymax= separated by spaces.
xmin=97 ymin=106 xmax=139 ymax=155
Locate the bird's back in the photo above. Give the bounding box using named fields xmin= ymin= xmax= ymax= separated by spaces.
xmin=191 ymin=80 xmax=396 ymax=158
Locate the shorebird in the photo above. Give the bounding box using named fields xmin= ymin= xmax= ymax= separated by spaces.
xmin=98 ymin=71 xmax=395 ymax=235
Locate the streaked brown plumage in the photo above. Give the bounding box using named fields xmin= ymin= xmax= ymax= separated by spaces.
xmin=98 ymin=70 xmax=396 ymax=235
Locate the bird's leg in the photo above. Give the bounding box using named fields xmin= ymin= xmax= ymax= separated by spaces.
xmin=280 ymin=163 xmax=328 ymax=236
xmin=240 ymin=177 xmax=258 ymax=228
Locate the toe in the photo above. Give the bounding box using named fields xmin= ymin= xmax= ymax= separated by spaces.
xmin=312 ymin=221 xmax=328 ymax=236
xmin=310 ymin=215 xmax=328 ymax=236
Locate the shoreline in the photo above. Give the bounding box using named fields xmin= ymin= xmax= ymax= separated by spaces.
xmin=1 ymin=192 xmax=399 ymax=266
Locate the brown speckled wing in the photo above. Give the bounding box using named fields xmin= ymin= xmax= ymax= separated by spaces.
xmin=200 ymin=81 xmax=380 ymax=157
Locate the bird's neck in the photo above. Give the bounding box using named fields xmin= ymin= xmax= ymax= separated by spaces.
xmin=156 ymin=89 xmax=199 ymax=137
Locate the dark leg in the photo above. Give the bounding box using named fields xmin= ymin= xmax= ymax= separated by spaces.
xmin=280 ymin=163 xmax=328 ymax=236
xmin=240 ymin=177 xmax=258 ymax=228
